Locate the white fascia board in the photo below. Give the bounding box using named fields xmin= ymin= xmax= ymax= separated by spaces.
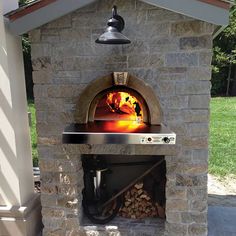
xmin=7 ymin=0 xmax=97 ymax=35
xmin=141 ymin=0 xmax=230 ymax=26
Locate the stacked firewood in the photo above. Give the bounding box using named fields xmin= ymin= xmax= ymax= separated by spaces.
xmin=118 ymin=182 xmax=165 ymax=219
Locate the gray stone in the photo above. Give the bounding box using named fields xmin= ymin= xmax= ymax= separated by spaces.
xmin=186 ymin=123 xmax=209 ymax=137
xmin=199 ymin=51 xmax=213 ymax=66
xmin=188 ymin=95 xmax=210 ymax=109
xmin=181 ymin=212 xmax=207 ymax=224
xmin=166 ymin=52 xmax=199 ymax=67
xmin=165 ymin=223 xmax=188 ymax=236
xmin=180 ymin=35 xmax=212 ymax=50
xmin=44 ymin=14 xmax=72 ymax=29
xmin=186 ymin=67 xmax=212 ymax=80
xmin=176 ymin=81 xmax=211 ymax=95
xmin=183 ymin=110 xmax=209 ymax=123
xmin=188 ymin=224 xmax=207 ymax=236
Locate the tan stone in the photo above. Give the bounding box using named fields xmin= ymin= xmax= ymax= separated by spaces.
xmin=165 ymin=222 xmax=188 ymax=236
xmin=188 ymin=224 xmax=207 ymax=236
xmin=42 ymin=208 xmax=65 ymax=218
xmin=166 ymin=199 xmax=189 ymax=211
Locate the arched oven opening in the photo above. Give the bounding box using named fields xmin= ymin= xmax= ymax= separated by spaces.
xmin=63 ymin=72 xmax=176 ymax=145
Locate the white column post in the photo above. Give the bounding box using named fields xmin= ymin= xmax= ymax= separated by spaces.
xmin=0 ymin=1 xmax=42 ymax=235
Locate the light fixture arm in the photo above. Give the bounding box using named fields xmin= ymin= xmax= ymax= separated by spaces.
xmin=107 ymin=5 xmax=125 ymax=32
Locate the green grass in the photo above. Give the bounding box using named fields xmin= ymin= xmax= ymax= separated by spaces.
xmin=28 ymin=100 xmax=38 ymax=167
xmin=209 ymin=97 xmax=236 ymax=178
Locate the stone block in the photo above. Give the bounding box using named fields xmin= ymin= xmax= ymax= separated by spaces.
xmin=40 ymin=159 xmax=55 ymax=172
xmin=154 ymin=80 xmax=176 ymax=97
xmin=42 ymin=208 xmax=65 ymax=218
xmin=57 ymin=196 xmax=79 ymax=209
xmin=32 ymin=56 xmax=51 ymax=71
xmin=59 ymin=28 xmax=91 ymax=42
xmin=176 ymin=81 xmax=211 ymax=95
xmin=40 ymin=172 xmax=60 ymax=185
xmin=44 ymin=14 xmax=72 ymax=29
xmin=43 ymin=216 xmax=65 ymax=230
xmin=33 ymin=70 xmax=53 ymax=84
xmin=166 ymin=187 xmax=187 ymax=199
xmin=192 ymin=149 xmax=208 ymax=162
xmin=41 ymin=194 xmax=58 ymax=207
xmin=199 ymin=51 xmax=213 ymax=66
xmin=47 ymin=84 xmax=86 ymax=98
xmin=37 ymin=123 xmax=63 ymax=136
xmin=41 ymin=184 xmax=58 ymax=195
xmin=148 ymin=37 xmax=179 ymax=53
xmin=188 ymin=95 xmax=210 ymax=109
xmin=29 ymin=29 xmax=41 ymax=43
xmin=181 ymin=212 xmax=207 ymax=224
xmin=72 ymin=12 xmax=109 ymax=28
xmin=186 ymin=67 xmax=212 ymax=80
xmin=128 ymin=54 xmax=164 ymax=68
xmin=178 ymin=163 xmax=208 ymax=175
xmin=147 ymin=9 xmax=185 ymax=23
xmin=190 ymin=200 xmax=208 ymax=212
xmin=43 ymin=228 xmax=66 ymax=236
xmin=188 ymin=224 xmax=207 ymax=236
xmin=31 ymin=43 xmax=52 ymax=60
xmin=122 ymin=40 xmax=149 ymax=55
xmin=182 ymin=110 xmax=209 ymax=123
xmin=166 ymin=199 xmax=189 ymax=211
xmin=59 ymin=173 xmax=79 ymax=185
xmin=34 ymin=85 xmax=49 ymax=98
xmin=127 ymin=22 xmax=170 ymax=39
xmin=180 ymin=35 xmax=212 ymax=50
xmin=166 ymin=52 xmax=199 ymax=67
xmin=162 ymin=96 xmax=188 ymax=109
xmin=176 ymin=174 xmax=207 ymax=187
xmin=165 ymin=223 xmax=188 ymax=236
xmin=41 ymin=35 xmax=60 ymax=43
xmin=166 ymin=212 xmax=182 ymax=223
xmin=171 ymin=21 xmax=213 ymax=37
xmin=187 ymin=188 xmax=208 ymax=201
xmin=186 ymin=123 xmax=209 ymax=137
xmin=57 ymin=185 xmax=80 ymax=197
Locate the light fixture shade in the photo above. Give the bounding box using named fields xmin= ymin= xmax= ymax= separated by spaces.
xmin=95 ymin=28 xmax=131 ymax=45
xmin=95 ymin=6 xmax=131 ymax=45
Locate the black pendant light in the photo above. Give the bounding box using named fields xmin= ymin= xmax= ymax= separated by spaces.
xmin=95 ymin=6 xmax=131 ymax=45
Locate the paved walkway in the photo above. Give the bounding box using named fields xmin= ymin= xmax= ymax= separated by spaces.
xmin=208 ymin=206 xmax=236 ymax=236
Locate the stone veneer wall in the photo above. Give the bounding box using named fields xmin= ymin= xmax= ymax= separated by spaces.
xmin=30 ymin=1 xmax=215 ymax=235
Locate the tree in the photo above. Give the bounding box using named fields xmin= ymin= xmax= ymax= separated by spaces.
xmin=18 ymin=0 xmax=34 ymax=99
xmin=212 ymin=3 xmax=236 ymax=96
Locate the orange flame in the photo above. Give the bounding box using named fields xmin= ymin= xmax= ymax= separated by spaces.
xmin=106 ymin=92 xmax=143 ymax=121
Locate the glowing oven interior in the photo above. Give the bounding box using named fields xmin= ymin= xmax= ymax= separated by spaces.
xmin=93 ymin=88 xmax=149 ymax=132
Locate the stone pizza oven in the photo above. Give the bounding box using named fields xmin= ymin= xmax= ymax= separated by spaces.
xmin=5 ymin=0 xmax=232 ymax=235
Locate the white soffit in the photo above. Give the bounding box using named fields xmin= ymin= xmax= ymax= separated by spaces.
xmin=6 ymin=0 xmax=97 ymax=35
xmin=5 ymin=0 xmax=230 ymax=35
xmin=141 ymin=0 xmax=230 ymax=26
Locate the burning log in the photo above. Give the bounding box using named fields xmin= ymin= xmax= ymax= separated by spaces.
xmin=118 ymin=182 xmax=165 ymax=219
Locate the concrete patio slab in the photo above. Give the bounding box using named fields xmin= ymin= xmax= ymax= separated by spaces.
xmin=208 ymin=206 xmax=236 ymax=236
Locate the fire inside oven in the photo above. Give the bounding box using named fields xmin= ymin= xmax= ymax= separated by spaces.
xmin=94 ymin=88 xmax=147 ymax=132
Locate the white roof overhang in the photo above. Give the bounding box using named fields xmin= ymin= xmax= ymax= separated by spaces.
xmin=5 ymin=0 xmax=231 ymax=35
